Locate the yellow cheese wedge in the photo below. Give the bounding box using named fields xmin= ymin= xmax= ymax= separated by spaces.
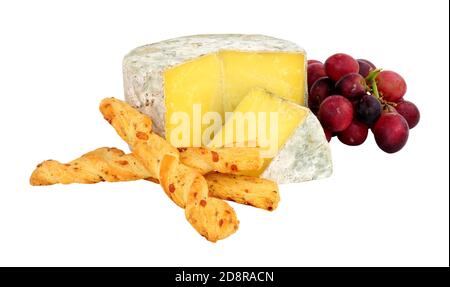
xmin=164 ymin=54 xmax=224 ymax=146
xmin=220 ymin=50 xmax=305 ymax=112
xmin=209 ymin=88 xmax=306 ymax=174
xmin=209 ymin=88 xmax=332 ymax=183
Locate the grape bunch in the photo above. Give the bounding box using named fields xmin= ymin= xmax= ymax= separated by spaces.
xmin=307 ymin=53 xmax=420 ymax=153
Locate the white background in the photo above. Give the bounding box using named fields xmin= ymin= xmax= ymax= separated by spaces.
xmin=0 ymin=0 xmax=448 ymax=267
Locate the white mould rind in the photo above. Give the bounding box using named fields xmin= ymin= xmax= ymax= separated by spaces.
xmin=261 ymin=111 xmax=333 ymax=184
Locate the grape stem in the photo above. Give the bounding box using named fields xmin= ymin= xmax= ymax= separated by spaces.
xmin=365 ymin=68 xmax=382 ymax=83
xmin=366 ymin=68 xmax=383 ymax=103
xmin=369 ymin=71 xmax=397 ymax=109
xmin=371 ymin=78 xmax=381 ymax=100
xmin=365 ymin=69 xmax=397 ymax=110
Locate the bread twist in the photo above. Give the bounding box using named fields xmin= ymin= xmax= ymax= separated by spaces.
xmin=30 ymin=147 xmax=149 ymax=185
xmin=30 ymin=147 xmax=280 ymax=211
xmin=99 ymin=98 xmax=239 ymax=242
xmin=178 ymin=147 xmax=262 ymax=175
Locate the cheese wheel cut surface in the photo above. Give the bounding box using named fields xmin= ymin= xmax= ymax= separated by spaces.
xmin=123 ymin=34 xmax=307 ymax=146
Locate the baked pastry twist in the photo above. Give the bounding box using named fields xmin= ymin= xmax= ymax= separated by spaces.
xmin=30 ymin=147 xmax=279 ymax=211
xmin=30 ymin=97 xmax=281 ymax=241
xmin=99 ymin=98 xmax=239 ymax=242
xmin=178 ymin=147 xmax=262 ymax=175
xmin=30 ymin=147 xmax=149 ymax=185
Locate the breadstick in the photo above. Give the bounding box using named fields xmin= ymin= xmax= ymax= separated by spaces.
xmin=99 ymin=98 xmax=239 ymax=242
xmin=159 ymin=154 xmax=238 ymax=239
xmin=30 ymin=147 xmax=279 ymax=211
xmin=30 ymin=147 xmax=149 ymax=185
xmin=178 ymin=147 xmax=263 ymax=175
xmin=205 ymin=173 xmax=280 ymax=211
xmin=100 ymin=97 xmax=153 ymax=147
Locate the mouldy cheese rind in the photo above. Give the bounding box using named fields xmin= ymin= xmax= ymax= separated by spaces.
xmin=261 ymin=111 xmax=333 ymax=184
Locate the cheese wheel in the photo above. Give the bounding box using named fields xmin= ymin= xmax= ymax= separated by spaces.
xmin=123 ymin=35 xmax=332 ymax=183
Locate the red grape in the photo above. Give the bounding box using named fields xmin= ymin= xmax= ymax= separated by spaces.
xmin=307 ymin=63 xmax=327 ymax=90
xmin=308 ymin=59 xmax=322 ymax=65
xmin=356 ymin=94 xmax=382 ymax=127
xmin=324 ymin=53 xmax=359 ymax=82
xmin=308 ymin=77 xmax=334 ymax=114
xmin=318 ymin=95 xmax=353 ymax=132
xmin=350 ymin=99 xmax=359 ymax=111
xmin=376 ymin=70 xmax=407 ymax=102
xmin=372 ymin=112 xmax=409 ymax=153
xmin=335 ymin=73 xmax=367 ymax=99
xmin=323 ymin=128 xmax=333 ymax=142
xmin=337 ymin=120 xmax=368 ymax=146
xmin=394 ymin=101 xmax=420 ymax=128
xmin=357 ymin=59 xmax=376 ymax=78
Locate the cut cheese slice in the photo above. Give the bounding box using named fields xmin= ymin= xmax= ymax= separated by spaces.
xmin=123 ymin=35 xmax=307 ymax=146
xmin=209 ymin=88 xmax=332 ymax=184
xmin=164 ymin=53 xmax=223 ymax=146
xmin=220 ymin=50 xmax=305 ymax=112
